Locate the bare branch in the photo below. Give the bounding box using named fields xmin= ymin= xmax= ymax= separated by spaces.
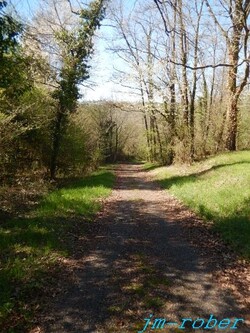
xmin=168 ymin=58 xmax=249 ymax=70
xmin=66 ymin=0 xmax=80 ymax=15
xmin=153 ymin=0 xmax=172 ymax=34
xmin=205 ymin=0 xmax=229 ymax=41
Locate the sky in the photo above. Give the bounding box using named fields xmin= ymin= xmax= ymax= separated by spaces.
xmin=8 ymin=0 xmax=138 ymax=102
xmin=9 ymin=0 xmax=39 ymax=20
xmin=81 ymin=22 xmax=136 ymax=102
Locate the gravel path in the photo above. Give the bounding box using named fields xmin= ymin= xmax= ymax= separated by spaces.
xmin=39 ymin=164 xmax=249 ymax=333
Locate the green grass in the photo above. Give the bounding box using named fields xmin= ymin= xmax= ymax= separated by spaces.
xmin=143 ymin=162 xmax=162 ymax=171
xmin=38 ymin=172 xmax=114 ymax=219
xmin=0 ymin=170 xmax=115 ymax=332
xmin=144 ymin=296 xmax=165 ymax=309
xmin=153 ymin=151 xmax=250 ymax=259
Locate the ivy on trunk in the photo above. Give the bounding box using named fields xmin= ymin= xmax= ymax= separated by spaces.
xmin=50 ymin=0 xmax=106 ymax=179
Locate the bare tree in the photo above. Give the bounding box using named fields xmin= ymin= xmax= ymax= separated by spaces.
xmin=204 ymin=0 xmax=250 ymax=150
xmin=109 ymin=0 xmax=166 ymax=161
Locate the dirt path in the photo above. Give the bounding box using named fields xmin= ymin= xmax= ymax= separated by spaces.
xmin=38 ymin=164 xmax=249 ymax=333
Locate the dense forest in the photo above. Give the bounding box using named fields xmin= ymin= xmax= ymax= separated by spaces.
xmin=1 ymin=0 xmax=250 ymax=182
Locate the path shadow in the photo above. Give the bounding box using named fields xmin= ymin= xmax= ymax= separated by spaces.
xmin=41 ymin=165 xmax=249 ymax=333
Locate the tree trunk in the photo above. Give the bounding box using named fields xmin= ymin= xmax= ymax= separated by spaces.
xmin=140 ymin=83 xmax=151 ymax=159
xmin=225 ymin=45 xmax=239 ymax=151
xmin=178 ymin=0 xmax=189 ymax=124
xmin=226 ymin=97 xmax=238 ymax=150
xmin=50 ymin=108 xmax=64 ymax=179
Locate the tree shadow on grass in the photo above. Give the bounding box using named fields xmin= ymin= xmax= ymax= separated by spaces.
xmin=159 ymin=161 xmax=250 ymax=189
xmin=21 ymin=163 xmax=247 ymax=333
xmin=40 ymin=197 xmax=249 ymax=333
xmin=159 ymin=163 xmax=250 ymax=260
xmin=0 ymin=171 xmax=116 ymax=332
xmin=0 ymin=213 xmax=94 ymax=333
xmin=1 ymin=163 xmax=249 ymax=332
xmin=213 ymin=207 xmax=250 ymax=259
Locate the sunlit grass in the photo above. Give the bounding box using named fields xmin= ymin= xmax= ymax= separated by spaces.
xmin=0 ymin=170 xmax=115 ymax=331
xmin=38 ymin=172 xmax=114 ymax=219
xmin=154 ymin=151 xmax=250 ymax=259
xmin=143 ymin=162 xmax=161 ymax=171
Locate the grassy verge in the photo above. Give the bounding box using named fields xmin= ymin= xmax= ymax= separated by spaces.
xmin=143 ymin=162 xmax=162 ymax=171
xmin=151 ymin=151 xmax=250 ymax=259
xmin=0 ymin=170 xmax=115 ymax=332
